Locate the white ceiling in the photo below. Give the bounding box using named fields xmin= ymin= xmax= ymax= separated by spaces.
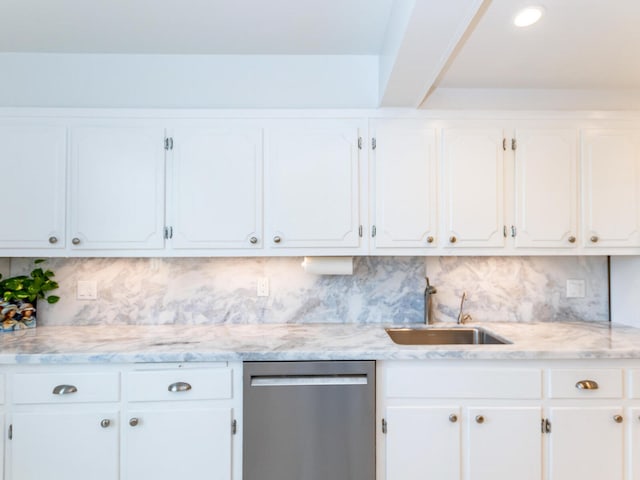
xmin=438 ymin=0 xmax=640 ymax=90
xmin=1 ymin=0 xmax=639 ymax=107
xmin=0 ymin=0 xmax=394 ymax=54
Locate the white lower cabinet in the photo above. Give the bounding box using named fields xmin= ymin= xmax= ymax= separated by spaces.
xmin=4 ymin=363 xmax=241 ymax=480
xmin=379 ymin=361 xmax=639 ymax=480
xmin=11 ymin=410 xmax=119 ymax=480
xmin=125 ymin=407 xmax=233 ymax=480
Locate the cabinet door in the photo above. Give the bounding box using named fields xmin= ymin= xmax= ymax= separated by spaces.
xmin=69 ymin=125 xmax=166 ymax=250
xmin=125 ymin=407 xmax=232 ymax=480
xmin=372 ymin=120 xmax=438 ymax=250
xmin=0 ymin=124 xmax=66 ymax=250
xmin=385 ymin=406 xmax=460 ymax=480
xmin=11 ymin=411 xmax=119 ymax=480
xmin=168 ymin=126 xmax=263 ymax=250
xmin=548 ymin=407 xmax=624 ymax=480
xmin=442 ymin=128 xmax=505 ymax=248
xmin=514 ymin=129 xmax=578 ymax=248
xmin=631 ymin=408 xmax=640 ymax=480
xmin=264 ymin=120 xmax=362 ymax=251
xmin=467 ymin=407 xmax=541 ymax=480
xmin=582 ymin=129 xmax=640 ymax=248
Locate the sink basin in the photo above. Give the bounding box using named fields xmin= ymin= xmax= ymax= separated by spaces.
xmin=385 ymin=327 xmax=510 ymax=345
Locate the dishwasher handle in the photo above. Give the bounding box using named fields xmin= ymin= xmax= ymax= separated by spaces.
xmin=250 ymin=374 xmax=368 ymax=387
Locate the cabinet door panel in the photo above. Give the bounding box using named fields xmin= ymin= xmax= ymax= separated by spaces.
xmin=169 ymin=126 xmax=263 ymax=249
xmin=582 ymin=129 xmax=640 ymax=248
xmin=631 ymin=408 xmax=640 ymax=480
xmin=0 ymin=124 xmax=66 ymax=249
xmin=385 ymin=406 xmax=460 ymax=480
xmin=548 ymin=407 xmax=624 ymax=480
xmin=70 ymin=125 xmax=165 ymax=250
xmin=373 ymin=120 xmax=437 ymax=249
xmin=467 ymin=407 xmax=541 ymax=480
xmin=11 ymin=411 xmax=119 ymax=480
xmin=514 ymin=129 xmax=577 ymax=248
xmin=125 ymin=407 xmax=232 ymax=480
xmin=443 ymin=129 xmax=504 ymax=248
xmin=265 ymin=121 xmax=361 ymax=249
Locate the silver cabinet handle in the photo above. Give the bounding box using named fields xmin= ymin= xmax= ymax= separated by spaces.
xmin=273 ymin=236 xmax=281 ymax=244
xmin=48 ymin=236 xmax=58 ymax=244
xmin=475 ymin=415 xmax=485 ymax=424
xmin=168 ymin=381 xmax=192 ymax=393
xmin=426 ymin=236 xmax=434 ymax=244
xmin=449 ymin=235 xmax=457 ymax=244
xmin=249 ymin=236 xmax=258 ymax=244
xmin=613 ymin=415 xmax=623 ymax=424
xmin=72 ymin=237 xmax=81 ymax=245
xmin=590 ymin=235 xmax=599 ymax=243
xmin=576 ymin=379 xmax=599 ymax=390
xmin=129 ymin=418 xmax=139 ymax=427
xmin=449 ymin=414 xmax=458 ymax=423
xmin=100 ymin=419 xmax=111 ymax=428
xmin=52 ymin=384 xmax=78 ymax=395
xmin=568 ymin=236 xmax=576 ymax=243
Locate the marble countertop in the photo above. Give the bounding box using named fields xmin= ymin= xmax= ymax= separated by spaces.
xmin=1 ymin=320 xmax=640 ymax=364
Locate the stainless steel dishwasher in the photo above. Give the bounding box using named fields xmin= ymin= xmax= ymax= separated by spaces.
xmin=243 ymin=360 xmax=375 ymax=480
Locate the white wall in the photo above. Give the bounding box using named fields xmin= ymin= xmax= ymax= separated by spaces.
xmin=0 ymin=53 xmax=379 ymax=108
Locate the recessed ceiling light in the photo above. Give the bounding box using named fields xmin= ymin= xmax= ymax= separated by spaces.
xmin=514 ymin=6 xmax=544 ymax=27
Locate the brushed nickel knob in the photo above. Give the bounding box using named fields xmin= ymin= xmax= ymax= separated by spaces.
xmin=568 ymin=236 xmax=576 ymax=243
xmin=273 ymin=236 xmax=281 ymax=244
xmin=475 ymin=415 xmax=485 ymax=424
xmin=449 ymin=236 xmax=457 ymax=244
xmin=129 ymin=418 xmax=139 ymax=427
xmin=72 ymin=237 xmax=81 ymax=245
xmin=249 ymin=236 xmax=258 ymax=244
xmin=48 ymin=236 xmax=58 ymax=244
xmin=449 ymin=414 xmax=458 ymax=423
xmin=613 ymin=415 xmax=623 ymax=424
xmin=426 ymin=236 xmax=434 ymax=244
xmin=100 ymin=419 xmax=111 ymax=428
xmin=590 ymin=235 xmax=599 ymax=243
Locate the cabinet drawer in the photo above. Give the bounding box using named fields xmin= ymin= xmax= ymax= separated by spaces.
xmin=0 ymin=373 xmax=4 ymax=404
xmin=13 ymin=372 xmax=120 ymax=404
xmin=548 ymin=369 xmax=623 ymax=399
xmin=385 ymin=366 xmax=542 ymax=399
xmin=628 ymin=370 xmax=640 ymax=398
xmin=126 ymin=368 xmax=232 ymax=402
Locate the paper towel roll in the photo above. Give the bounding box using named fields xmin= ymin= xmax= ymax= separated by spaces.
xmin=301 ymin=257 xmax=353 ymax=275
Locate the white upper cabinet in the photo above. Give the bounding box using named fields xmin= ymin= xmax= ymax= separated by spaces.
xmin=513 ymin=129 xmax=578 ymax=249
xmin=442 ymin=128 xmax=505 ymax=248
xmin=264 ymin=119 xmax=364 ymax=252
xmin=371 ymin=119 xmax=438 ymax=251
xmin=0 ymin=124 xmax=66 ymax=250
xmin=69 ymin=124 xmax=166 ymax=251
xmin=581 ymin=129 xmax=640 ymax=248
xmin=167 ymin=125 xmax=263 ymax=251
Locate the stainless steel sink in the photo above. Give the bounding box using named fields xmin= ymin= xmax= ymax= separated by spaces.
xmin=385 ymin=327 xmax=511 ymax=345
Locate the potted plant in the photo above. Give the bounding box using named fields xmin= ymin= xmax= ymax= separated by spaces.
xmin=0 ymin=259 xmax=60 ymax=332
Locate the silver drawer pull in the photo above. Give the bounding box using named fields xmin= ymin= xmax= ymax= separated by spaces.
xmin=52 ymin=384 xmax=78 ymax=395
xmin=100 ymin=419 xmax=111 ymax=428
xmin=575 ymin=380 xmax=599 ymax=390
xmin=168 ymin=381 xmax=192 ymax=393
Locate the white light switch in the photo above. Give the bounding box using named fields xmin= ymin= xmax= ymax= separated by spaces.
xmin=566 ymin=279 xmax=585 ymax=298
xmin=77 ymin=280 xmax=98 ymax=300
xmin=257 ymin=277 xmax=269 ymax=297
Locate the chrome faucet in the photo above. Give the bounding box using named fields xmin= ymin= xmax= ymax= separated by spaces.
xmin=424 ymin=277 xmax=437 ymax=324
xmin=457 ymin=291 xmax=472 ymax=324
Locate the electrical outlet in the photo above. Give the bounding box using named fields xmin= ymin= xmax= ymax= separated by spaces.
xmin=77 ymin=280 xmax=98 ymax=300
xmin=566 ymin=279 xmax=585 ymax=298
xmin=257 ymin=277 xmax=270 ymax=297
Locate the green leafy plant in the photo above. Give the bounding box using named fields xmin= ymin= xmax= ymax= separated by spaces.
xmin=0 ymin=259 xmax=60 ymax=304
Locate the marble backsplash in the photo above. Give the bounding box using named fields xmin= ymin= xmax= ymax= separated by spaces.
xmin=9 ymin=256 xmax=609 ymax=326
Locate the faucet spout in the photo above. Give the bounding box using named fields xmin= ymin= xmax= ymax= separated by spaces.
xmin=424 ymin=277 xmax=437 ymax=324
xmin=457 ymin=291 xmax=472 ymax=324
